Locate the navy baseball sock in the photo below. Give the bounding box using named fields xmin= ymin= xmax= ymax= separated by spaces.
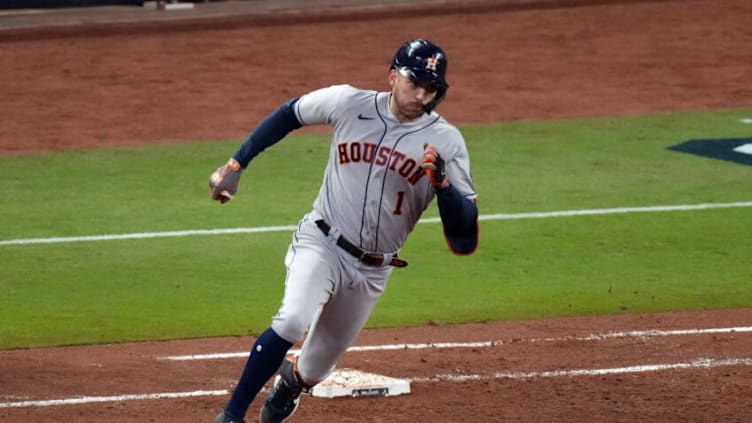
xmin=224 ymin=327 xmax=293 ymax=419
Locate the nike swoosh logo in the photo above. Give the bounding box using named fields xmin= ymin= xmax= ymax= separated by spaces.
xmin=358 ymin=114 xmax=375 ymax=120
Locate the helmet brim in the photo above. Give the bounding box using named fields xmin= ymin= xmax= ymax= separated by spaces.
xmin=396 ymin=67 xmax=448 ymax=89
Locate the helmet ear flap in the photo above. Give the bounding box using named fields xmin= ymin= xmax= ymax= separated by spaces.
xmin=425 ymin=83 xmax=447 ymax=114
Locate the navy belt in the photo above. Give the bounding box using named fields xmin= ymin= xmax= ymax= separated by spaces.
xmin=315 ymin=220 xmax=407 ymax=268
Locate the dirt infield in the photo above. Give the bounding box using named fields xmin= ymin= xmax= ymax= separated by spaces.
xmin=1 ymin=0 xmax=751 ymax=154
xmin=1 ymin=0 xmax=751 ymax=421
xmin=2 ymin=309 xmax=751 ymax=422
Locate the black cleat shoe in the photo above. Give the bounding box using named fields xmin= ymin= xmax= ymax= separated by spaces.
xmin=259 ymin=358 xmax=304 ymax=423
xmin=213 ymin=409 xmax=245 ymax=423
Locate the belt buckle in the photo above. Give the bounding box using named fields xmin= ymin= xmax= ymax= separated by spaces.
xmin=360 ymin=252 xmax=385 ymax=266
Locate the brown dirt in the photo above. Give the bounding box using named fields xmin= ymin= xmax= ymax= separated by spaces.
xmin=2 ymin=0 xmax=751 ymax=155
xmin=1 ymin=0 xmax=751 ymax=422
xmin=2 ymin=309 xmax=751 ymax=422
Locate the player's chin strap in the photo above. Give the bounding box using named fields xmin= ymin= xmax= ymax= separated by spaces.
xmin=315 ymin=220 xmax=408 ymax=268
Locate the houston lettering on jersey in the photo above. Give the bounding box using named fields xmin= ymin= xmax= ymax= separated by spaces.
xmin=337 ymin=141 xmax=425 ymax=185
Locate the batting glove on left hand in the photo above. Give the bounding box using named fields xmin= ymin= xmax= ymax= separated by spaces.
xmin=209 ymin=158 xmax=244 ymax=204
xmin=422 ymin=143 xmax=449 ymax=189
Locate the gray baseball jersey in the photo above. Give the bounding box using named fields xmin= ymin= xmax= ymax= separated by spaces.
xmin=214 ymin=40 xmax=478 ymax=423
xmin=271 ymin=83 xmax=476 ymax=384
xmin=294 ymin=84 xmax=477 ymax=254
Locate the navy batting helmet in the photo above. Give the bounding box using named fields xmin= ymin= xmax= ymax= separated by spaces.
xmin=391 ymin=39 xmax=449 ymax=114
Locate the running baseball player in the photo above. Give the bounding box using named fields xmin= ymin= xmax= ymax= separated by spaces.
xmin=210 ymin=39 xmax=478 ymax=423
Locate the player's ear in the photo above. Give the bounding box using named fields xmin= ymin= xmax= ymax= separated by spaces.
xmin=388 ymin=69 xmax=398 ymax=89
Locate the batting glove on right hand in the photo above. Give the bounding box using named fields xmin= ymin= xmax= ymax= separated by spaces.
xmin=422 ymin=143 xmax=449 ymax=189
xmin=209 ymin=158 xmax=244 ymax=204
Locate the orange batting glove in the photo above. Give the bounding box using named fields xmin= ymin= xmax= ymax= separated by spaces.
xmin=422 ymin=143 xmax=449 ymax=189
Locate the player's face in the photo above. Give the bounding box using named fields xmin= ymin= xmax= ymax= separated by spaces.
xmin=389 ymin=70 xmax=438 ymax=122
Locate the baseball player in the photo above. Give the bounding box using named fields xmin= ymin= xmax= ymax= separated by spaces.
xmin=210 ymin=39 xmax=478 ymax=423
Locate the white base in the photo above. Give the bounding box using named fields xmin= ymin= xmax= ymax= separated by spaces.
xmin=159 ymin=2 xmax=195 ymax=10
xmin=310 ymin=369 xmax=411 ymax=398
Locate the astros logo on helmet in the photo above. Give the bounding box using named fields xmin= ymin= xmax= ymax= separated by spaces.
xmin=424 ymin=55 xmax=441 ymax=71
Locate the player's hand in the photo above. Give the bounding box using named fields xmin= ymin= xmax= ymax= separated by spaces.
xmin=422 ymin=143 xmax=449 ymax=189
xmin=209 ymin=158 xmax=244 ymax=204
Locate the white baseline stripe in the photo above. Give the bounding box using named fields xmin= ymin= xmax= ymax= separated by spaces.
xmin=160 ymin=326 xmax=752 ymax=361
xmin=539 ymin=326 xmax=752 ymax=342
xmin=4 ymin=358 xmax=751 ymax=409
xmin=0 ymin=389 xmax=228 ymax=409
xmin=411 ymin=358 xmax=752 ymax=383
xmin=2 ymin=201 xmax=751 ymax=246
xmin=162 ymin=341 xmax=500 ymax=361
xmin=476 ymin=201 xmax=752 ymax=221
xmin=0 ymin=226 xmax=298 ymax=246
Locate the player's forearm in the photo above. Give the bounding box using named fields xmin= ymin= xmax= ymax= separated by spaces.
xmin=233 ymin=97 xmax=302 ymax=168
xmin=437 ymin=184 xmax=477 ymax=228
xmin=436 ymin=184 xmax=478 ymax=254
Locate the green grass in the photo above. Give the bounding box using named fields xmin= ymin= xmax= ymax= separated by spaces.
xmin=1 ymin=108 xmax=751 ymax=349
xmin=382 ymin=207 xmax=752 ymax=326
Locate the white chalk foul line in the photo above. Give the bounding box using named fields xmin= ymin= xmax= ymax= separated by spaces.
xmin=475 ymin=201 xmax=752 ymax=221
xmin=0 ymin=389 xmax=228 ymax=409
xmin=2 ymin=201 xmax=751 ymax=246
xmin=536 ymin=325 xmax=752 ymax=342
xmin=3 ymin=358 xmax=751 ymax=409
xmin=411 ymin=357 xmax=752 ymax=383
xmin=0 ymin=226 xmax=299 ymax=246
xmin=160 ymin=326 xmax=752 ymax=361
xmin=161 ymin=341 xmax=500 ymax=361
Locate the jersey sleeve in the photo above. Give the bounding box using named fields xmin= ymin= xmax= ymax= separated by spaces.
xmin=434 ymin=124 xmax=478 ymax=255
xmin=293 ymin=84 xmax=354 ymax=126
xmin=442 ymin=126 xmax=477 ymax=201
